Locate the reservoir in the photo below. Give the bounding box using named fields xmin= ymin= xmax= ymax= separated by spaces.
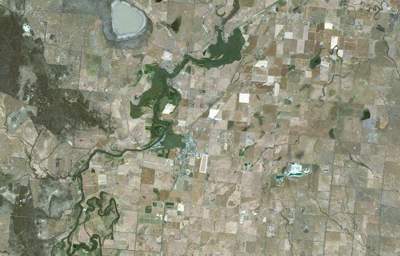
xmin=111 ymin=0 xmax=147 ymax=40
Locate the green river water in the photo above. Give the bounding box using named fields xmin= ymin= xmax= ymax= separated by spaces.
xmin=130 ymin=26 xmax=245 ymax=154
xmin=53 ymin=2 xmax=246 ymax=254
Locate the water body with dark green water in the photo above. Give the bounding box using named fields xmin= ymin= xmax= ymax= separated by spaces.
xmin=130 ymin=27 xmax=245 ymax=152
xmin=53 ymin=4 xmax=245 ymax=254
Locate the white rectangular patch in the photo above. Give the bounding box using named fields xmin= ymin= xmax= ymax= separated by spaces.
xmin=239 ymin=93 xmax=250 ymax=103
xmin=273 ymin=83 xmax=280 ymax=97
xmin=208 ymin=108 xmax=220 ymax=120
xmin=324 ymin=22 xmax=333 ymax=30
xmin=275 ymin=24 xmax=284 ymax=38
xmin=162 ymin=103 xmax=176 ymax=115
xmin=199 ymin=153 xmax=208 ymax=174
xmin=98 ymin=174 xmax=107 ymax=186
xmin=296 ymin=40 xmax=305 ymax=53
xmin=254 ymin=60 xmax=268 ymax=69
xmin=330 ymin=36 xmax=339 ymax=49
xmin=162 ymin=51 xmax=173 ymax=61
xmin=177 ymin=203 xmax=185 ymax=212
xmin=284 ymin=32 xmax=293 ymax=39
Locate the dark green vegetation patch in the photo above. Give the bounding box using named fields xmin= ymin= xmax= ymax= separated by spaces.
xmin=309 ymin=52 xmax=321 ymax=69
xmin=221 ymin=0 xmax=240 ymax=25
xmin=11 ymin=185 xmax=45 ymax=255
xmin=130 ymin=64 xmax=183 ymax=151
xmin=0 ymin=11 xmax=108 ymax=135
xmin=189 ymin=27 xmax=245 ymax=69
xmin=130 ymin=26 xmax=246 ymax=153
xmin=169 ymin=16 xmax=182 ymax=33
xmin=361 ymin=108 xmax=371 ymax=120
xmin=329 ymin=128 xmax=336 ymax=139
